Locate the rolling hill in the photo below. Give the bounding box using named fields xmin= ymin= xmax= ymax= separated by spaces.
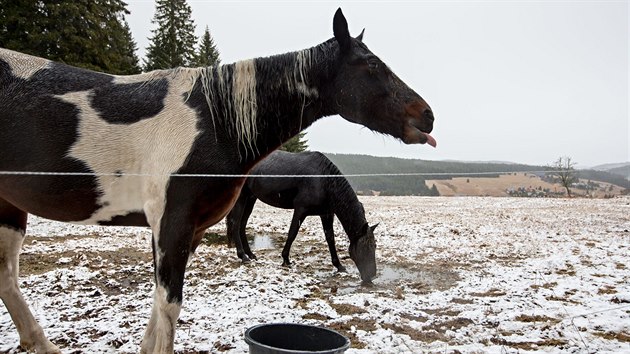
xmin=323 ymin=154 xmax=629 ymax=197
xmin=591 ymin=162 xmax=630 ymax=180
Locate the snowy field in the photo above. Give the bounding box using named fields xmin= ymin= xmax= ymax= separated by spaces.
xmin=1 ymin=196 xmax=629 ymax=353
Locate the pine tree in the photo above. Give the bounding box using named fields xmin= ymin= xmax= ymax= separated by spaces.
xmin=0 ymin=0 xmax=40 ymax=54
xmin=110 ymin=19 xmax=142 ymax=75
xmin=0 ymin=0 xmax=140 ymax=74
xmin=144 ymin=0 xmax=197 ymax=71
xmin=280 ymin=132 xmax=309 ymax=153
xmin=193 ymin=26 xmax=220 ymax=67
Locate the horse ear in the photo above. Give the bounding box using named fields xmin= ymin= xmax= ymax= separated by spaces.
xmin=356 ymin=28 xmax=365 ymax=42
xmin=333 ymin=8 xmax=351 ymax=54
xmin=369 ymin=223 xmax=379 ymax=232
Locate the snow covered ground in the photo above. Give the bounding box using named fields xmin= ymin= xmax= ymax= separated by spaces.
xmin=1 ymin=196 xmax=629 ymax=353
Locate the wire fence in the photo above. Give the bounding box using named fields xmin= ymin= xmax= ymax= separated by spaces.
xmin=0 ymin=169 xmax=568 ymax=178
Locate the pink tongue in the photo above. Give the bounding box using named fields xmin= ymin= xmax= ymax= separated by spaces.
xmin=424 ymin=133 xmax=437 ymax=148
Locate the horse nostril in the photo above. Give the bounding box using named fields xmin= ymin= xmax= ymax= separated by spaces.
xmin=424 ymin=109 xmax=434 ymax=122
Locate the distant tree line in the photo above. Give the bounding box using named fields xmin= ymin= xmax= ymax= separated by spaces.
xmin=605 ymin=165 xmax=630 ymax=181
xmin=0 ymin=0 xmax=222 ymax=73
xmin=325 ymin=154 xmax=627 ymax=196
xmin=0 ymin=0 xmax=141 ymax=74
xmin=575 ymin=170 xmax=629 ymax=190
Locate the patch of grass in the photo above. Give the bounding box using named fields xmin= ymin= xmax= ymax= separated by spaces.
xmin=327 ymin=318 xmax=376 ymax=349
xmin=530 ymin=282 xmax=558 ymax=290
xmin=302 ymin=312 xmax=331 ymax=321
xmin=330 ymin=302 xmax=366 ymax=316
xmin=597 ymin=286 xmax=618 ymax=295
xmin=408 ymin=282 xmax=431 ymax=294
xmin=430 ymin=317 xmax=474 ymax=331
xmin=19 ymin=247 xmax=153 ymax=292
xmin=555 ymin=267 xmax=577 ymax=276
xmin=545 ymin=295 xmax=580 ymax=304
xmin=490 ymin=336 xmax=567 ymax=350
xmin=213 ymin=341 xmax=235 ymax=352
xmin=400 ymin=313 xmax=429 ymax=323
xmin=593 ymin=331 xmax=630 ymax=342
xmin=450 ymin=297 xmax=475 ymax=304
xmin=381 ymin=322 xmax=449 ymax=343
xmin=470 ymin=288 xmax=506 ymax=297
xmin=514 ymin=314 xmax=561 ymax=323
xmin=202 ymin=231 xmax=227 ymax=246
xmin=421 ymin=308 xmax=461 ymax=317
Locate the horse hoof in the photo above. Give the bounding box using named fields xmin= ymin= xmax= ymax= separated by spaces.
xmin=361 ymin=280 xmax=374 ymax=287
xmin=337 ymin=266 xmax=347 ymax=273
xmin=241 ymin=255 xmax=251 ymax=263
xmin=282 ymin=261 xmax=292 ymax=268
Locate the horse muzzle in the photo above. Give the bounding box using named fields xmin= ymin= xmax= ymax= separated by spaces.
xmin=402 ymin=101 xmax=436 ymax=147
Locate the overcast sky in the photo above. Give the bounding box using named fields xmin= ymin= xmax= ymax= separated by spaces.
xmin=126 ymin=1 xmax=628 ymax=167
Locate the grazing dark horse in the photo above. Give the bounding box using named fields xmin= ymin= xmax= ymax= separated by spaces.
xmin=226 ymin=150 xmax=378 ymax=281
xmin=0 ymin=9 xmax=435 ymax=354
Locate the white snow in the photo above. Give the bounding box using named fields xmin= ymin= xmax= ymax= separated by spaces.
xmin=1 ymin=196 xmax=629 ymax=353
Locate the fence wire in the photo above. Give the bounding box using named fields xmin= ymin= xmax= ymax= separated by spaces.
xmin=0 ymin=170 xmax=568 ymax=178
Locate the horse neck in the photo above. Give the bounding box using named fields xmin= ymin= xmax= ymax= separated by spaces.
xmin=197 ymin=40 xmax=338 ymax=163
xmin=327 ymin=177 xmax=366 ymax=242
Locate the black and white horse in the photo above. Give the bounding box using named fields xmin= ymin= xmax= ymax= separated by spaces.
xmin=226 ymin=150 xmax=378 ymax=281
xmin=0 ymin=9 xmax=435 ymax=353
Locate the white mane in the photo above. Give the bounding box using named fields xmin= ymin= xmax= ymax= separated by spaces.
xmin=193 ymin=48 xmax=320 ymax=157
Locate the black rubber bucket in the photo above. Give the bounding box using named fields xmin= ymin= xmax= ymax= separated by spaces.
xmin=244 ymin=323 xmax=350 ymax=354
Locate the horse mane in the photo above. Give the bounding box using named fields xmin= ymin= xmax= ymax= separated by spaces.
xmin=190 ymin=39 xmax=337 ymax=157
xmin=313 ymin=153 xmax=367 ymax=236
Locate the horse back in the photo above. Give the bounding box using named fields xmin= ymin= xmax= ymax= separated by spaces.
xmin=0 ymin=49 xmax=203 ymax=225
xmin=244 ymin=151 xmax=341 ymax=210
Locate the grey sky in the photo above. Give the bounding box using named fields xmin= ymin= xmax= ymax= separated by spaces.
xmin=126 ymin=1 xmax=628 ymax=167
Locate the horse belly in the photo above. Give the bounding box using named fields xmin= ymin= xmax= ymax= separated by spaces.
xmin=0 ymin=175 xmax=101 ymax=222
xmin=0 ymin=172 xmax=148 ymax=224
xmin=75 ymin=176 xmax=146 ymax=224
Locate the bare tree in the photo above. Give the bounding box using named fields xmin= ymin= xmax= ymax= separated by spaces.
xmin=549 ymin=156 xmax=578 ymax=197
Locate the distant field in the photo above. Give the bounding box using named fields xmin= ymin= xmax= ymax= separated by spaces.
xmin=425 ymin=173 xmax=625 ymax=197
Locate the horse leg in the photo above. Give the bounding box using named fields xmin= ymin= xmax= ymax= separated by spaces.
xmin=140 ymin=206 xmax=194 ymax=354
xmin=225 ymin=208 xmax=236 ymax=248
xmin=239 ymin=194 xmax=257 ymax=261
xmin=226 ymin=187 xmax=255 ymax=262
xmin=0 ymin=199 xmax=60 ymax=354
xmin=320 ymin=213 xmax=346 ymax=273
xmin=281 ymin=209 xmax=306 ymax=267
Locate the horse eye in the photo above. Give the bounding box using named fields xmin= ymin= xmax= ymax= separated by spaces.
xmin=368 ymin=60 xmax=379 ymax=70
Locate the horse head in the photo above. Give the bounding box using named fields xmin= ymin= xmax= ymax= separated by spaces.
xmin=349 ymin=223 xmax=378 ymax=282
xmin=327 ymin=8 xmax=436 ymax=147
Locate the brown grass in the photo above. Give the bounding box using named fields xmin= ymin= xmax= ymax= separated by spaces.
xmin=426 ymin=173 xmax=624 ymax=197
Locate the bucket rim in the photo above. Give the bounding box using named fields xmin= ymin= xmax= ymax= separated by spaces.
xmin=244 ymin=323 xmax=351 ymax=354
